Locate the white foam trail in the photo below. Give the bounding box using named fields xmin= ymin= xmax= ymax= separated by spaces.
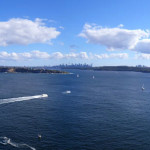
xmin=0 ymin=137 xmax=36 ymax=150
xmin=0 ymin=94 xmax=48 ymax=105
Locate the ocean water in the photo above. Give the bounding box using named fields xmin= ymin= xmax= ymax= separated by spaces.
xmin=0 ymin=70 xmax=150 ymax=150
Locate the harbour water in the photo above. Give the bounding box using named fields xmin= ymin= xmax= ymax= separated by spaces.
xmin=0 ymin=70 xmax=150 ymax=149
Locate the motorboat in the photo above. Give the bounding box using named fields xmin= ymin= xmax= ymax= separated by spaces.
xmin=41 ymin=94 xmax=48 ymax=97
xmin=142 ymin=85 xmax=144 ymax=91
xmin=66 ymin=90 xmax=71 ymax=94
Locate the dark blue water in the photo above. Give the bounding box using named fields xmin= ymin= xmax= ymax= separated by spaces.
xmin=0 ymin=70 xmax=150 ymax=150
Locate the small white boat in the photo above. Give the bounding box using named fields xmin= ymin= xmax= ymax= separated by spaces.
xmin=77 ymin=74 xmax=79 ymax=78
xmin=66 ymin=90 xmax=71 ymax=94
xmin=141 ymin=84 xmax=144 ymax=91
xmin=41 ymin=94 xmax=48 ymax=97
xmin=38 ymin=134 xmax=42 ymax=139
xmin=2 ymin=137 xmax=10 ymax=144
xmin=92 ymin=76 xmax=95 ymax=79
xmin=63 ymin=90 xmax=71 ymax=94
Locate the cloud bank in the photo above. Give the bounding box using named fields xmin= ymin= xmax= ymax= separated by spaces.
xmin=94 ymin=53 xmax=128 ymax=59
xmin=135 ymin=53 xmax=150 ymax=60
xmin=79 ymin=24 xmax=150 ymax=53
xmin=0 ymin=18 xmax=60 ymax=46
xmin=0 ymin=51 xmax=128 ymax=61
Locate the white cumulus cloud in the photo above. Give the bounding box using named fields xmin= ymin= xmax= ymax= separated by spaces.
xmin=135 ymin=53 xmax=150 ymax=60
xmin=50 ymin=52 xmax=64 ymax=59
xmin=94 ymin=53 xmax=128 ymax=59
xmin=51 ymin=52 xmax=89 ymax=59
xmin=0 ymin=18 xmax=60 ymax=46
xmin=0 ymin=51 xmax=128 ymax=61
xmin=79 ymin=24 xmax=149 ymax=51
xmin=133 ymin=39 xmax=150 ymax=53
xmin=0 ymin=51 xmax=50 ymax=60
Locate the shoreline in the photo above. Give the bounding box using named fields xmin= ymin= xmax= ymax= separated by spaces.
xmin=60 ymin=66 xmax=150 ymax=73
xmin=0 ymin=67 xmax=68 ymax=74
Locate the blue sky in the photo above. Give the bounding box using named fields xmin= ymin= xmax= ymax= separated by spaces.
xmin=1 ymin=0 xmax=150 ymax=66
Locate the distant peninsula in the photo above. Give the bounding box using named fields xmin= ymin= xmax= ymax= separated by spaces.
xmin=92 ymin=66 xmax=150 ymax=73
xmin=50 ymin=64 xmax=150 ymax=73
xmin=0 ymin=67 xmax=68 ymax=74
xmin=73 ymin=66 xmax=150 ymax=73
xmin=2 ymin=65 xmax=150 ymax=74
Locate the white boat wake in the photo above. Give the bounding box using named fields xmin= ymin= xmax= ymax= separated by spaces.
xmin=0 ymin=94 xmax=48 ymax=105
xmin=0 ymin=137 xmax=36 ymax=150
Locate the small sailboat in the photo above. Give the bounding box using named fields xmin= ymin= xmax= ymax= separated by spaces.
xmin=92 ymin=75 xmax=95 ymax=79
xmin=141 ymin=84 xmax=145 ymax=91
xmin=77 ymin=74 xmax=79 ymax=78
xmin=38 ymin=134 xmax=42 ymax=139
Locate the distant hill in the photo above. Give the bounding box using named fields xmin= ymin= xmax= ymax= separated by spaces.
xmin=2 ymin=66 xmax=150 ymax=74
xmin=54 ymin=65 xmax=150 ymax=73
xmin=0 ymin=67 xmax=68 ymax=74
xmin=93 ymin=66 xmax=150 ymax=73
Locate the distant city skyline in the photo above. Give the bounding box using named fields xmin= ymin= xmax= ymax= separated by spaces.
xmin=1 ymin=0 xmax=150 ymax=66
